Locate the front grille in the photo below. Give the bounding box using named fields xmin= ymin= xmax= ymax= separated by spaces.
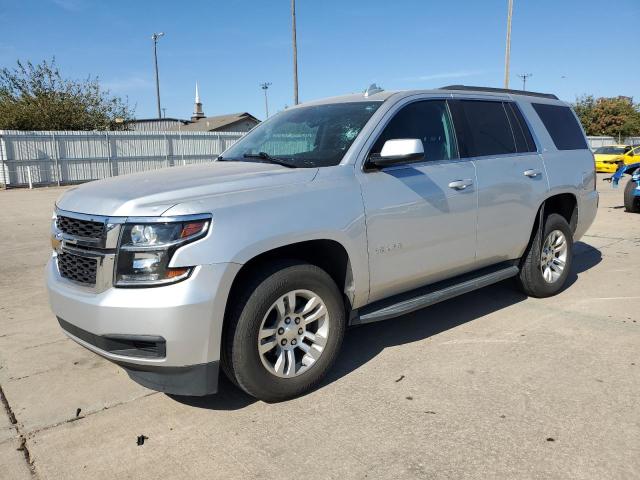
xmin=57 ymin=216 xmax=104 ymax=239
xmin=57 ymin=252 xmax=98 ymax=286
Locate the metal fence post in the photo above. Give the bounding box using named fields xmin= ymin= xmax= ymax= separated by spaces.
xmin=164 ymin=132 xmax=171 ymax=167
xmin=106 ymin=131 xmax=113 ymax=177
xmin=52 ymin=132 xmax=61 ymax=186
xmin=179 ymin=126 xmax=185 ymax=166
xmin=0 ymin=132 xmax=6 ymax=189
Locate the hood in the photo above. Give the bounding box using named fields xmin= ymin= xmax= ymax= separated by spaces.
xmin=56 ymin=161 xmax=318 ymax=217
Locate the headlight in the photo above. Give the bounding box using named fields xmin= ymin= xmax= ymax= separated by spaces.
xmin=115 ymin=216 xmax=210 ymax=287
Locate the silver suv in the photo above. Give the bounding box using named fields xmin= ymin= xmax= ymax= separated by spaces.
xmin=47 ymin=86 xmax=598 ymax=401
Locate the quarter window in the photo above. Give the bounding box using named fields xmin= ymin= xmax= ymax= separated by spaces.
xmin=370 ymin=100 xmax=457 ymax=162
xmin=531 ymin=103 xmax=588 ymax=150
xmin=505 ymin=103 xmax=537 ymax=153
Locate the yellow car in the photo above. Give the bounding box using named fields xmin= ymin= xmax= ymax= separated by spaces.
xmin=594 ymin=145 xmax=640 ymax=173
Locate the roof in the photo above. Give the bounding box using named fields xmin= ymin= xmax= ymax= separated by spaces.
xmin=180 ymin=112 xmax=259 ymax=131
xmin=128 ymin=118 xmax=190 ymax=124
xmin=440 ymin=85 xmax=559 ymax=100
xmin=295 ymin=85 xmax=563 ymax=108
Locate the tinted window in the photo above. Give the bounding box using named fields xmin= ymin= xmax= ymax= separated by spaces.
xmin=505 ymin=103 xmax=536 ymax=153
xmin=452 ymin=100 xmax=517 ymax=157
xmin=371 ymin=100 xmax=457 ymax=161
xmin=531 ymin=103 xmax=588 ymax=150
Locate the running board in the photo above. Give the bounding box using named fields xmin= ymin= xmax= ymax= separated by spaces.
xmin=352 ymin=264 xmax=519 ymax=325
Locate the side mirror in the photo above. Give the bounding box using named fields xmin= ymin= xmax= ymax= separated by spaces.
xmin=369 ymin=139 xmax=424 ymax=168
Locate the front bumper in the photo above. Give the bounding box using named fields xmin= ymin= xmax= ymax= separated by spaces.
xmin=47 ymin=258 xmax=241 ymax=395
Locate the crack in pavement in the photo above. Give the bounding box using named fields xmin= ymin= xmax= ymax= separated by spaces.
xmin=22 ymin=338 xmax=68 ymax=351
xmin=1 ymin=383 xmax=36 ymax=477
xmin=24 ymin=391 xmax=160 ymax=438
xmin=1 ymin=381 xmax=158 ymax=477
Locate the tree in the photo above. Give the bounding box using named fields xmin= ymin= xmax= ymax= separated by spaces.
xmin=0 ymin=59 xmax=134 ymax=131
xmin=573 ymin=95 xmax=640 ymax=139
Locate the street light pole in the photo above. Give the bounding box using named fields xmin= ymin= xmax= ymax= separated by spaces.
xmin=504 ymin=0 xmax=513 ymax=88
xmin=517 ymin=73 xmax=532 ymax=91
xmin=291 ymin=0 xmax=299 ymax=105
xmin=151 ymin=32 xmax=165 ymax=119
xmin=260 ymin=82 xmax=272 ymax=118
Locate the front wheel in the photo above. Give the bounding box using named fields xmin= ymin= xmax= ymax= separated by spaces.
xmin=517 ymin=213 xmax=573 ymax=298
xmin=222 ymin=261 xmax=346 ymax=402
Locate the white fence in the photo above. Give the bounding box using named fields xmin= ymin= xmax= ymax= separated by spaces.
xmin=0 ymin=130 xmax=244 ymax=187
xmin=587 ymin=136 xmax=640 ymax=150
xmin=3 ymin=131 xmax=639 ymax=188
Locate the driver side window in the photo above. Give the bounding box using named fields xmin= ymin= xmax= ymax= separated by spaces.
xmin=370 ymin=100 xmax=458 ymax=161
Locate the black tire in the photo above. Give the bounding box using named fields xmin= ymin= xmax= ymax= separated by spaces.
xmin=624 ymin=179 xmax=640 ymax=213
xmin=517 ymin=213 xmax=573 ymax=298
xmin=222 ymin=260 xmax=346 ymax=402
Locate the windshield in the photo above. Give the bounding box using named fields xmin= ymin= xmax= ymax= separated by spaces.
xmin=594 ymin=146 xmax=626 ymax=155
xmin=220 ymin=102 xmax=381 ymax=168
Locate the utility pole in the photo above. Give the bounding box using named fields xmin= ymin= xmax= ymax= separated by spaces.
xmin=260 ymin=82 xmax=272 ymax=118
xmin=291 ymin=0 xmax=299 ymax=105
xmin=517 ymin=73 xmax=532 ymax=91
xmin=504 ymin=0 xmax=513 ymax=88
xmin=151 ymin=32 xmax=165 ymax=119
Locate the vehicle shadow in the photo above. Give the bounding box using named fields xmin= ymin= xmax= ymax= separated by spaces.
xmin=167 ymin=375 xmax=257 ymax=411
xmin=564 ymin=241 xmax=602 ymax=289
xmin=170 ymin=241 xmax=602 ymax=410
xmin=325 ymin=241 xmax=602 ymax=388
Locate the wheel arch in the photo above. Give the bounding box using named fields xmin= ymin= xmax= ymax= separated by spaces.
xmin=224 ymin=239 xmax=356 ymax=327
xmin=523 ymin=192 xmax=578 ymax=258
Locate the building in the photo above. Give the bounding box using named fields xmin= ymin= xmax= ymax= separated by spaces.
xmin=179 ymin=83 xmax=260 ymax=132
xmin=126 ymin=118 xmax=190 ymax=132
xmin=178 ymin=112 xmax=260 ymax=133
xmin=126 ymin=84 xmax=260 ymax=133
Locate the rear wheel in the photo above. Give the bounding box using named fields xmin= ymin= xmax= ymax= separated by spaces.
xmin=222 ymin=260 xmax=346 ymax=402
xmin=624 ymin=179 xmax=640 ymax=213
xmin=517 ymin=213 xmax=573 ymax=298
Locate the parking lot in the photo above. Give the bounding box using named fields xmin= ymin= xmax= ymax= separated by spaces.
xmin=0 ymin=174 xmax=639 ymax=480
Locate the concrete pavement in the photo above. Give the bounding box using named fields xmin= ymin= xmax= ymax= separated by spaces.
xmin=0 ymin=175 xmax=638 ymax=479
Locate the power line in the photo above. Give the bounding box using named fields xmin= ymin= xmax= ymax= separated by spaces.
xmin=151 ymin=32 xmax=165 ymax=119
xmin=517 ymin=73 xmax=532 ymax=91
xmin=260 ymin=82 xmax=272 ymax=118
xmin=504 ymin=0 xmax=513 ymax=88
xmin=291 ymin=0 xmax=299 ymax=105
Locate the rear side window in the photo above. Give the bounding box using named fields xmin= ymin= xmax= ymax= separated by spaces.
xmin=531 ymin=103 xmax=588 ymax=150
xmin=449 ymin=100 xmax=516 ymax=157
xmin=505 ymin=103 xmax=536 ymax=153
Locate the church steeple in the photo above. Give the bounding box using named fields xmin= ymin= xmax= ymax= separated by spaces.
xmin=191 ymin=82 xmax=205 ymax=121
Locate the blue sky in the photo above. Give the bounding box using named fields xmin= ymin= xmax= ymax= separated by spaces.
xmin=1 ymin=0 xmax=638 ymax=120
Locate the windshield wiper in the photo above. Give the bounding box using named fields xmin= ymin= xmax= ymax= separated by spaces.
xmin=243 ymin=152 xmax=297 ymax=168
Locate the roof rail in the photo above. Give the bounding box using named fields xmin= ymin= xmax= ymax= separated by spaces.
xmin=440 ymin=85 xmax=559 ymax=100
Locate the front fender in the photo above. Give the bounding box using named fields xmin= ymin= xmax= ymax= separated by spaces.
xmin=163 ymin=167 xmax=371 ymax=308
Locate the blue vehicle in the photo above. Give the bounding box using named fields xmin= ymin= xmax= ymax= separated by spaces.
xmin=612 ymin=162 xmax=640 ymax=213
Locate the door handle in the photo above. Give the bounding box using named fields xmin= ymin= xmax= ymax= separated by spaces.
xmin=448 ymin=179 xmax=473 ymax=190
xmin=523 ymin=169 xmax=542 ymax=178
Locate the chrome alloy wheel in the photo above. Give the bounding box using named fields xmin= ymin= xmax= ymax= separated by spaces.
xmin=257 ymin=289 xmax=329 ymax=378
xmin=540 ymin=229 xmax=568 ymax=283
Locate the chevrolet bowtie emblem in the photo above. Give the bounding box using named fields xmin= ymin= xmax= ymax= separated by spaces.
xmin=51 ymin=234 xmax=63 ymax=253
